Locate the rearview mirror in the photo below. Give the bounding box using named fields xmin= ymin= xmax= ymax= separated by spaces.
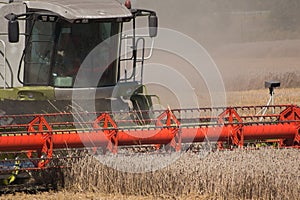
xmin=8 ymin=19 xmax=19 ymax=43
xmin=148 ymin=14 xmax=158 ymax=37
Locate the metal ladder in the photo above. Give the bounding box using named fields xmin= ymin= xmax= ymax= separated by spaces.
xmin=0 ymin=39 xmax=8 ymax=89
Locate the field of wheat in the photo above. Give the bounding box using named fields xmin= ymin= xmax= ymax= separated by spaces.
xmin=4 ymin=148 xmax=299 ymax=200
xmin=64 ymin=148 xmax=300 ymax=199
xmin=1 ymin=88 xmax=299 ymax=200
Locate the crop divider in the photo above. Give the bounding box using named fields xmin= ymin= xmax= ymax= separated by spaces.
xmin=27 ymin=115 xmax=53 ymax=168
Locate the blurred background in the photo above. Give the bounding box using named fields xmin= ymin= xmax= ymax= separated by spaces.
xmin=133 ymin=0 xmax=300 ymax=92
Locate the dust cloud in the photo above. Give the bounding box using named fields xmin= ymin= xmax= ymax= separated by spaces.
xmin=134 ymin=0 xmax=300 ymax=92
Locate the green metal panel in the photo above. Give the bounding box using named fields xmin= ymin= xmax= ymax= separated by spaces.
xmin=0 ymin=86 xmax=55 ymax=101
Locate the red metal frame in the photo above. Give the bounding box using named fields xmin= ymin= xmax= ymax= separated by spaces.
xmin=0 ymin=105 xmax=299 ymax=169
xmin=27 ymin=116 xmax=53 ymax=168
xmin=93 ymin=113 xmax=119 ymax=153
xmin=156 ymin=108 xmax=181 ymax=151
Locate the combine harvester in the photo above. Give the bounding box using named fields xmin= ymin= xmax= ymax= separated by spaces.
xmin=0 ymin=0 xmax=299 ymax=189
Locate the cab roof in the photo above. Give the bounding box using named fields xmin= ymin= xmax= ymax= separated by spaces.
xmin=24 ymin=0 xmax=132 ymax=20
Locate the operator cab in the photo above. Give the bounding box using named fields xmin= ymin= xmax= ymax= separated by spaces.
xmin=1 ymin=0 xmax=157 ymax=121
xmin=3 ymin=0 xmax=158 ymax=116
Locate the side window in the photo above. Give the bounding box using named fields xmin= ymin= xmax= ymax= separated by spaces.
xmin=24 ymin=21 xmax=54 ymax=85
xmin=101 ymin=23 xmax=111 ymax=40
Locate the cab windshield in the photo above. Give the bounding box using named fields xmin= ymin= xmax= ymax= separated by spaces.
xmin=24 ymin=19 xmax=120 ymax=87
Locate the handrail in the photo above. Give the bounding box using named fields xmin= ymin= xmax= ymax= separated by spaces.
xmin=135 ymin=37 xmax=145 ymax=84
xmin=0 ymin=39 xmax=7 ymax=89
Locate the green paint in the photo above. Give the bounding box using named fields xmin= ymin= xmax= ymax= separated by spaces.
xmin=0 ymin=86 xmax=55 ymax=101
